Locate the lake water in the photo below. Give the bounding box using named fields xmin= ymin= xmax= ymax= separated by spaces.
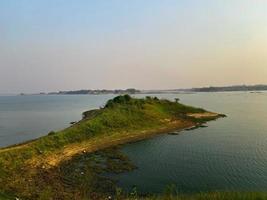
xmin=0 ymin=94 xmax=115 ymax=147
xmin=1 ymin=92 xmax=267 ymax=193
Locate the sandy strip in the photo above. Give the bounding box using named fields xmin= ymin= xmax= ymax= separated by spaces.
xmin=187 ymin=112 xmax=220 ymax=119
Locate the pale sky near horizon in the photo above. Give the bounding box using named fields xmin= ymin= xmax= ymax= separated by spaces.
xmin=0 ymin=0 xmax=267 ymax=93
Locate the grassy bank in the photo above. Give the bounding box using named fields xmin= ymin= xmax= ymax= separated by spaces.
xmin=1 ymin=192 xmax=267 ymax=200
xmin=0 ymin=95 xmax=224 ymax=199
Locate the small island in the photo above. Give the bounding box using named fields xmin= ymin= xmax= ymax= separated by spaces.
xmin=0 ymin=95 xmax=225 ymax=200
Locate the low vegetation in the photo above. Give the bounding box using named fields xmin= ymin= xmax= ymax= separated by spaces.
xmin=2 ymin=191 xmax=267 ymax=200
xmin=0 ymin=95 xmax=223 ymax=200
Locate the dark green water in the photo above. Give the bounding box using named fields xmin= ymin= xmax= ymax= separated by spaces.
xmin=0 ymin=92 xmax=267 ymax=193
xmin=116 ymin=92 xmax=267 ymax=193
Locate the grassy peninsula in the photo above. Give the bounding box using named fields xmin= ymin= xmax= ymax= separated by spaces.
xmin=0 ymin=95 xmax=224 ymax=200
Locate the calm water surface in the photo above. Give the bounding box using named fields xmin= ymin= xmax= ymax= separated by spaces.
xmin=0 ymin=92 xmax=267 ymax=193
xmin=0 ymin=94 xmax=114 ymax=147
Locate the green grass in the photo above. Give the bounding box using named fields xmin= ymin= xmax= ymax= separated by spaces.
xmin=0 ymin=95 xmax=222 ymax=200
xmin=0 ymin=193 xmax=13 ymax=200
xmin=2 ymin=192 xmax=267 ymax=200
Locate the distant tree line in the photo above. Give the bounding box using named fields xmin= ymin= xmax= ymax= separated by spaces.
xmin=48 ymin=88 xmax=140 ymax=95
xmin=190 ymin=85 xmax=267 ymax=92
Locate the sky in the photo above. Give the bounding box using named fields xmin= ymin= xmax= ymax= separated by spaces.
xmin=0 ymin=0 xmax=267 ymax=93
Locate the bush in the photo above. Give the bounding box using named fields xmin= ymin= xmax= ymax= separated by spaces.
xmin=105 ymin=95 xmax=132 ymax=108
xmin=48 ymin=131 xmax=56 ymax=136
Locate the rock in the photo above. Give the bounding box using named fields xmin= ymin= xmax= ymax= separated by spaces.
xmin=168 ymin=132 xmax=180 ymax=135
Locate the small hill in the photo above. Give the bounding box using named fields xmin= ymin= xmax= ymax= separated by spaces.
xmin=0 ymin=95 xmax=224 ymax=199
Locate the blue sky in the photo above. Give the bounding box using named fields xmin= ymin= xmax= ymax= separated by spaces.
xmin=0 ymin=0 xmax=267 ymax=93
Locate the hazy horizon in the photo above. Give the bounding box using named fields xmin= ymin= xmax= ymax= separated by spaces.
xmin=1 ymin=0 xmax=267 ymax=93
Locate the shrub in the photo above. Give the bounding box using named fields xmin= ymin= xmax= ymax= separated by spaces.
xmin=105 ymin=95 xmax=132 ymax=108
xmin=48 ymin=131 xmax=56 ymax=136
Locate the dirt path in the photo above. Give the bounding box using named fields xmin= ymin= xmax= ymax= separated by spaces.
xmin=28 ymin=120 xmax=194 ymax=169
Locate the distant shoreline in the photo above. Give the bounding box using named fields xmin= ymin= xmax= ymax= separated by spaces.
xmin=15 ymin=84 xmax=267 ymax=96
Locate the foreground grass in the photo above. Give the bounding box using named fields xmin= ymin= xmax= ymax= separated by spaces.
xmin=0 ymin=95 xmax=223 ymax=200
xmin=0 ymin=193 xmax=14 ymax=200
xmin=1 ymin=192 xmax=267 ymax=200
